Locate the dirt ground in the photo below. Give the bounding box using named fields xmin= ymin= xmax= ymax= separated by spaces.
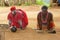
xmin=0 ymin=6 xmax=60 ymax=40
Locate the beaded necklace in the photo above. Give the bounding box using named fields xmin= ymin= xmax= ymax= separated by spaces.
xmin=41 ymin=12 xmax=48 ymax=23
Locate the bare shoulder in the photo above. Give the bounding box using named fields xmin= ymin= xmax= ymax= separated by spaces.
xmin=38 ymin=12 xmax=41 ymax=15
xmin=48 ymin=12 xmax=53 ymax=16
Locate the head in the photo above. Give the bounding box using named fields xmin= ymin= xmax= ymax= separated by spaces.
xmin=41 ymin=6 xmax=48 ymax=14
xmin=11 ymin=26 xmax=17 ymax=32
xmin=10 ymin=6 xmax=16 ymax=15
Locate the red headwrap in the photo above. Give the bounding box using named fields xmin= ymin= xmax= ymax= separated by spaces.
xmin=10 ymin=6 xmax=16 ymax=11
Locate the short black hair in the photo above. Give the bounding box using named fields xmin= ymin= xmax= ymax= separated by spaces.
xmin=41 ymin=6 xmax=48 ymax=10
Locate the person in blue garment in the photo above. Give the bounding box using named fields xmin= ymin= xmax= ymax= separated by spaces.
xmin=57 ymin=0 xmax=60 ymax=6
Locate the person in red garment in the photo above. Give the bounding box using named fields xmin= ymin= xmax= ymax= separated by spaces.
xmin=16 ymin=9 xmax=28 ymax=28
xmin=7 ymin=6 xmax=28 ymax=32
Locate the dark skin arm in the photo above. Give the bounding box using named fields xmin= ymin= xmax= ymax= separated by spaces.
xmin=49 ymin=13 xmax=55 ymax=29
xmin=37 ymin=13 xmax=40 ymax=26
xmin=49 ymin=13 xmax=53 ymax=22
xmin=37 ymin=13 xmax=42 ymax=30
